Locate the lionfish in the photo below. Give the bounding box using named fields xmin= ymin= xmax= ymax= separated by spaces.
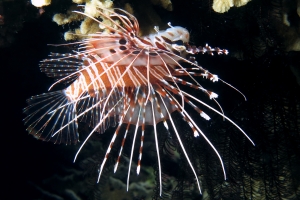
xmin=23 ymin=6 xmax=254 ymax=195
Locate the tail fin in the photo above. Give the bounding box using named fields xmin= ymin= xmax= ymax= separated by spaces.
xmin=23 ymin=90 xmax=79 ymax=145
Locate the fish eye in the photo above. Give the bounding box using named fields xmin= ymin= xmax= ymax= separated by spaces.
xmin=173 ymin=40 xmax=183 ymax=45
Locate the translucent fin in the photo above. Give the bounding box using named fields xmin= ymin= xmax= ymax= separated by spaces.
xmin=23 ymin=90 xmax=79 ymax=145
xmin=40 ymin=53 xmax=82 ymax=87
xmin=75 ymin=89 xmax=122 ymax=134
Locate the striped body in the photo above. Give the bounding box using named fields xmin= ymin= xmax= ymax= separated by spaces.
xmin=23 ymin=7 xmax=254 ymax=196
xmin=64 ymin=61 xmax=177 ymax=126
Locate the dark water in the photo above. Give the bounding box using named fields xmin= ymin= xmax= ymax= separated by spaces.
xmin=2 ymin=0 xmax=300 ymax=199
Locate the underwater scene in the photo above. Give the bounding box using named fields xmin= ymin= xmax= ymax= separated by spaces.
xmin=2 ymin=0 xmax=300 ymax=199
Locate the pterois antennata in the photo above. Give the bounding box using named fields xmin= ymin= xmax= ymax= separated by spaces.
xmin=23 ymin=6 xmax=254 ymax=195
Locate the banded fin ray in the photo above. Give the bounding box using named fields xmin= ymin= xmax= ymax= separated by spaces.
xmin=23 ymin=90 xmax=79 ymax=144
xmin=75 ymin=90 xmax=122 ymax=133
xmin=40 ymin=53 xmax=83 ymax=87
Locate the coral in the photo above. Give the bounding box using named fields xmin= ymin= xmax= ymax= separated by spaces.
xmin=23 ymin=133 xmax=157 ymax=200
xmin=233 ymin=0 xmax=250 ymax=7
xmin=212 ymin=0 xmax=233 ymax=13
xmin=31 ymin=0 xmax=51 ymax=7
xmin=52 ymin=6 xmax=84 ymax=25
xmin=151 ymin=0 xmax=173 ymax=11
xmin=212 ymin=0 xmax=251 ymax=13
xmin=124 ymin=3 xmax=134 ymax=15
xmin=274 ymin=1 xmax=300 ymax=52
xmin=51 ymin=0 xmax=174 ymax=40
xmin=52 ymin=0 xmax=114 ymax=41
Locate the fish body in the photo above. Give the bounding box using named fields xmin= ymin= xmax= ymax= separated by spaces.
xmin=23 ymin=7 xmax=253 ymax=195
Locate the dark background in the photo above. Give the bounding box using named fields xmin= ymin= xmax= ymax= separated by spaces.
xmin=1 ymin=0 xmax=299 ymax=199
